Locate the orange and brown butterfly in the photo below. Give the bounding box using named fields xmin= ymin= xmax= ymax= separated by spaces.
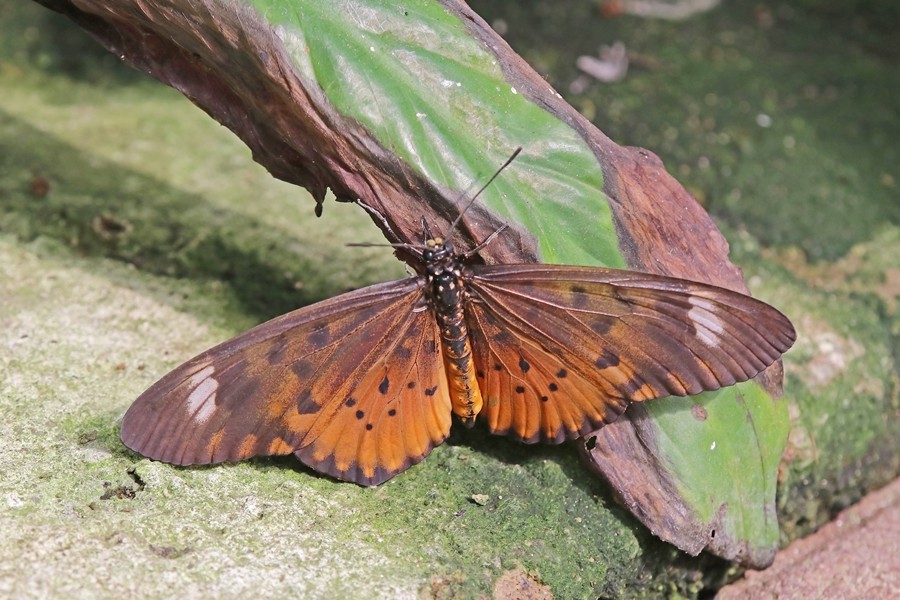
xmin=120 ymin=154 xmax=796 ymax=487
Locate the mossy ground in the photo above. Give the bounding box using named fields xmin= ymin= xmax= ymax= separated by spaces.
xmin=1 ymin=2 xmax=897 ymax=599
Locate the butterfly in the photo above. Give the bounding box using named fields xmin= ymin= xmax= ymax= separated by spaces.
xmin=120 ymin=153 xmax=796 ymax=486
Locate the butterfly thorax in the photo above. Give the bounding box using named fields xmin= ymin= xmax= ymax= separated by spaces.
xmin=422 ymin=237 xmax=484 ymax=426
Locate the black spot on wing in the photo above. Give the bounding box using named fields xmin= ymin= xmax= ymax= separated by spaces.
xmin=379 ymin=375 xmax=390 ymax=395
xmin=590 ymin=318 xmax=614 ymax=336
xmin=425 ymin=386 xmax=438 ymax=396
xmin=292 ymin=360 xmax=315 ymax=379
xmin=570 ymin=285 xmax=591 ymax=309
xmin=594 ymin=349 xmax=621 ymax=369
xmin=297 ymin=391 xmax=320 ymax=415
xmin=355 ymin=410 xmax=365 ymax=420
xmin=519 ymin=357 xmax=530 ymax=373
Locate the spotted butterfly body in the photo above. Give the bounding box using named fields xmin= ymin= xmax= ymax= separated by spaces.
xmin=121 ymin=234 xmax=795 ymax=486
xmin=423 ymin=238 xmax=483 ymax=426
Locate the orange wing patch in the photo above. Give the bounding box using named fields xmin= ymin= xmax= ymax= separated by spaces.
xmin=294 ymin=308 xmax=452 ymax=485
xmin=467 ymin=300 xmax=628 ymax=443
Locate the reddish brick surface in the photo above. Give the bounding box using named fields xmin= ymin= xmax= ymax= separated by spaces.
xmin=718 ymin=478 xmax=900 ymax=599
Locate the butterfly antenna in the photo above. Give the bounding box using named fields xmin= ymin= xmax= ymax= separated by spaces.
xmin=351 ymin=200 xmax=431 ymax=253
xmin=464 ymin=224 xmax=510 ymax=258
xmin=447 ymin=147 xmax=522 ymax=235
xmin=346 ymin=241 xmax=424 ymax=251
xmin=421 ymin=217 xmax=434 ymax=243
xmin=356 ymin=199 xmax=403 ymax=241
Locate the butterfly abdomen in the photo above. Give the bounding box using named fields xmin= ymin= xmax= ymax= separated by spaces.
xmin=427 ymin=268 xmax=483 ymax=426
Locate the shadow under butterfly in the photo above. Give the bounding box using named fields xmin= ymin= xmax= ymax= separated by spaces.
xmin=120 ymin=149 xmax=796 ymax=486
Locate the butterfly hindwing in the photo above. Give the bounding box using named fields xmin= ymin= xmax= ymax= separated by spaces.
xmin=120 ymin=278 xmax=453 ymax=486
xmin=293 ymin=301 xmax=453 ymax=486
xmin=465 ymin=264 xmax=796 ymax=444
xmin=467 ymin=305 xmax=626 ymax=444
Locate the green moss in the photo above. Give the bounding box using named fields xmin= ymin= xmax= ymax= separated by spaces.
xmin=473 ymin=0 xmax=900 ymax=262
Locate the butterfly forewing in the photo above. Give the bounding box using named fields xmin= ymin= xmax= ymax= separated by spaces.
xmin=121 ymin=278 xmax=454 ymax=486
xmin=464 ymin=264 xmax=796 ymax=444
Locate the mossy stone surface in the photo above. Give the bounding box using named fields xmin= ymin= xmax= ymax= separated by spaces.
xmin=2 ymin=2 xmax=897 ymax=598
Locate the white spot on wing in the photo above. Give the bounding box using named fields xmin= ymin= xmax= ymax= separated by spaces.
xmin=189 ymin=365 xmax=215 ymax=386
xmin=186 ymin=364 xmax=218 ymax=424
xmin=688 ymin=296 xmax=725 ymax=347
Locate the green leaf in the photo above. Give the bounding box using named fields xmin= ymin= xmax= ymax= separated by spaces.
xmin=649 ymin=385 xmax=790 ymax=563
xmin=252 ymin=0 xmax=624 ymax=267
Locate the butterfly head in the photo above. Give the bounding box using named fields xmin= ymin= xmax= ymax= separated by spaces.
xmin=422 ymin=236 xmax=460 ymax=275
